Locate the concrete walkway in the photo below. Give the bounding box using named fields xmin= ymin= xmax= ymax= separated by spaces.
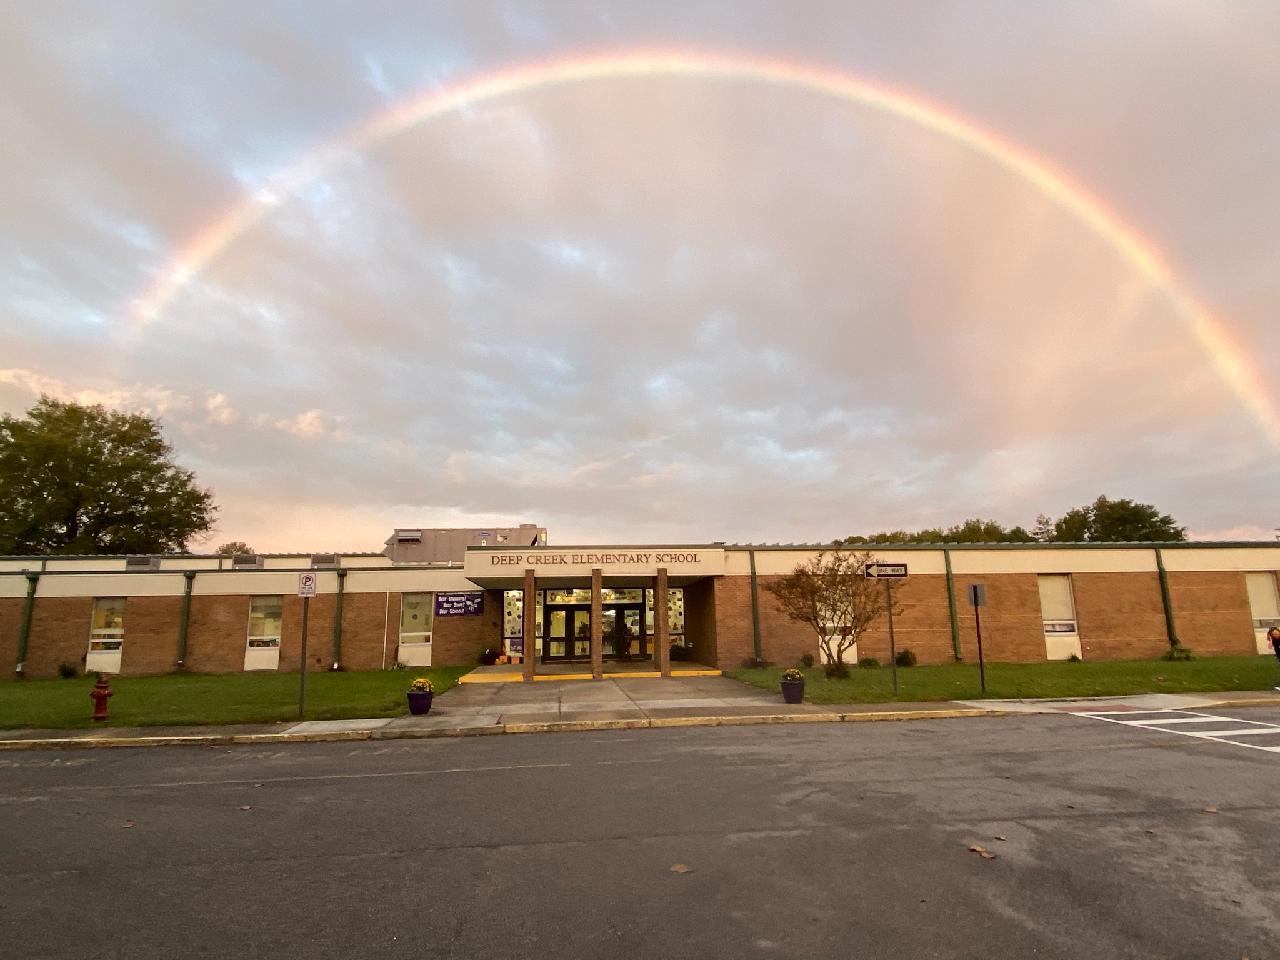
xmin=2 ymin=678 xmax=1274 ymax=750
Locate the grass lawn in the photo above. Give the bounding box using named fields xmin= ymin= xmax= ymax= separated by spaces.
xmin=729 ymin=656 xmax=1280 ymax=704
xmin=0 ymin=667 xmax=470 ymax=730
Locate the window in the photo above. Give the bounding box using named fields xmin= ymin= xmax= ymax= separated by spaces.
xmin=89 ymin=598 xmax=126 ymax=651
xmin=399 ymin=593 xmax=434 ymax=644
xmin=1245 ymin=572 xmax=1280 ymax=628
xmin=646 ymin=588 xmax=687 ymax=646
xmin=247 ymin=596 xmax=283 ymax=649
xmin=1037 ymin=575 xmax=1077 ymax=634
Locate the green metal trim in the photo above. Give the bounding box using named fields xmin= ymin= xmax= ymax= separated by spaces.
xmin=331 ymin=569 xmax=348 ymax=669
xmin=943 ymin=549 xmax=962 ymax=661
xmin=748 ymin=550 xmax=763 ymax=665
xmin=1155 ymin=548 xmax=1180 ymax=648
xmin=15 ymin=573 xmax=39 ymax=674
xmin=176 ymin=570 xmax=196 ymax=667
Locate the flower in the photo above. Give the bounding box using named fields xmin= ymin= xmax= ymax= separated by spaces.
xmin=781 ymin=668 xmax=805 ymax=683
xmin=409 ymin=677 xmax=434 ymax=693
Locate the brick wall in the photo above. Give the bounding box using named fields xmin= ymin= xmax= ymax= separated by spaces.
xmin=1169 ymin=572 xmax=1256 ymax=656
xmin=843 ymin=575 xmax=955 ymax=665
xmin=431 ymin=590 xmax=502 ymax=666
xmin=1074 ymin=572 xmax=1169 ymax=660
xmin=682 ymin=579 xmax=718 ymax=667
xmin=335 ymin=592 xmax=394 ymax=671
xmin=1 ymin=597 xmax=22 ymax=674
xmin=280 ymin=594 xmax=337 ymax=672
xmin=24 ymin=596 xmax=92 ymax=678
xmin=951 ymin=574 xmax=1045 ymax=662
xmin=119 ymin=596 xmax=183 ymax=676
xmin=184 ymin=595 xmax=252 ymax=673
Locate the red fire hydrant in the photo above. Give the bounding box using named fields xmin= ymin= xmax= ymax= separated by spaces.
xmin=90 ymin=675 xmax=113 ymax=721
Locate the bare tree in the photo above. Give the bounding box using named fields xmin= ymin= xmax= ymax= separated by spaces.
xmin=765 ymin=550 xmax=900 ymax=677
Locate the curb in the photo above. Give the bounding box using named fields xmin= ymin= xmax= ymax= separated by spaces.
xmin=0 ymin=707 xmax=1006 ymax=751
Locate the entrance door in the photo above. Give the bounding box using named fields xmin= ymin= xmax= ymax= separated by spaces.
xmin=543 ymin=606 xmax=592 ymax=661
xmin=604 ymin=604 xmax=645 ymax=660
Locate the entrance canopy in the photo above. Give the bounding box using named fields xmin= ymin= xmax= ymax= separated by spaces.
xmin=463 ymin=545 xmax=726 ymax=590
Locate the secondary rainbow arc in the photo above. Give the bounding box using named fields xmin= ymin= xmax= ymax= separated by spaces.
xmin=125 ymin=48 xmax=1280 ymax=445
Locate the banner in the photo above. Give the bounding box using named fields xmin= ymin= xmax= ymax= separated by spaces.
xmin=435 ymin=592 xmax=484 ymax=616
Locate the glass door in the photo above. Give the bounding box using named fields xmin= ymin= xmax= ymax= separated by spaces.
xmin=604 ymin=604 xmax=645 ymax=660
xmin=544 ymin=605 xmax=593 ymax=661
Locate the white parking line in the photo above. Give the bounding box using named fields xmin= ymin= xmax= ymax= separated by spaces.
xmin=1077 ymin=709 xmax=1280 ymax=753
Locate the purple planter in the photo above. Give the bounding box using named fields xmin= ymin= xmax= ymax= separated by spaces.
xmin=779 ymin=680 xmax=805 ymax=705
xmin=406 ymin=691 xmax=433 ymax=715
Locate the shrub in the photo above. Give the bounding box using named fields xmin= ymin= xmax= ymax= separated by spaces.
xmin=858 ymin=657 xmax=880 ymax=669
xmin=800 ymin=652 xmax=815 ymax=668
xmin=780 ymin=667 xmax=805 ymax=683
xmin=57 ymin=661 xmax=79 ymax=679
xmin=670 ymin=644 xmax=693 ymax=662
xmin=1160 ymin=645 xmax=1196 ymax=661
xmin=894 ymin=649 xmax=917 ymax=668
xmin=824 ymin=661 xmax=852 ymax=679
xmin=1067 ymin=653 xmax=1082 ymax=663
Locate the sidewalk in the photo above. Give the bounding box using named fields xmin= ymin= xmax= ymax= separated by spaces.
xmin=1 ymin=677 xmax=1274 ymax=751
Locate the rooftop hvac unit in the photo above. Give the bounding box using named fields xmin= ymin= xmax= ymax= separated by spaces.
xmin=310 ymin=553 xmax=340 ymax=569
xmin=396 ymin=530 xmax=423 ymax=543
xmin=231 ymin=554 xmax=264 ymax=570
xmin=125 ymin=556 xmax=161 ymax=572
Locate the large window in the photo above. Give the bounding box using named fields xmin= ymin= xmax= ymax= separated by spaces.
xmin=247 ymin=597 xmax=283 ymax=649
xmin=1245 ymin=572 xmax=1280 ymax=629
xmin=400 ymin=593 xmax=434 ymax=644
xmin=1037 ymin=575 xmax=1077 ymax=634
xmin=89 ymin=598 xmax=125 ymax=652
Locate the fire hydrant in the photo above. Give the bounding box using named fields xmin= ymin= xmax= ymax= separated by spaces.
xmin=89 ymin=675 xmax=113 ymax=721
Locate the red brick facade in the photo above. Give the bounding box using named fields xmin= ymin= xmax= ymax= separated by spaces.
xmin=3 ymin=560 xmax=1276 ymax=678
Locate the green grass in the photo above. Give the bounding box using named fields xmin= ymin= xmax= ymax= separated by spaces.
xmin=0 ymin=668 xmax=469 ymax=730
xmin=729 ymin=656 xmax=1279 ymax=704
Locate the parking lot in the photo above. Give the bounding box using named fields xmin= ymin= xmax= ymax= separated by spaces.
xmin=2 ymin=707 xmax=1278 ymax=959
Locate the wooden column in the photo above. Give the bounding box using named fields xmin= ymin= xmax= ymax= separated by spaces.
xmin=590 ymin=568 xmax=604 ymax=679
xmin=522 ymin=569 xmax=536 ymax=681
xmin=656 ymin=567 xmax=671 ymax=677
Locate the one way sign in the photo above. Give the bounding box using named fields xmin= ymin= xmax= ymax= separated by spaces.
xmin=864 ymin=563 xmax=908 ymax=579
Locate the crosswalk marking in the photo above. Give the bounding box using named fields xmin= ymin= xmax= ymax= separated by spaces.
xmin=1076 ymin=708 xmax=1280 ymax=754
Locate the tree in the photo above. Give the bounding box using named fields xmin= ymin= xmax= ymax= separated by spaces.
xmin=0 ymin=397 xmax=216 ymax=555
xmin=1050 ymin=496 xmax=1186 ymax=543
xmin=1032 ymin=513 xmax=1056 ymax=542
xmin=215 ymin=541 xmax=255 ymax=557
xmin=765 ymin=550 xmax=899 ymax=677
xmin=840 ymin=518 xmax=1035 ymax=545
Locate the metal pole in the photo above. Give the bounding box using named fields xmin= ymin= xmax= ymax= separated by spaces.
xmin=748 ymin=549 xmax=763 ymax=666
xmin=298 ymin=595 xmax=310 ymax=718
xmin=974 ymin=601 xmax=987 ymax=693
xmin=885 ymin=578 xmax=898 ymax=697
xmin=176 ymin=570 xmax=195 ymax=668
xmin=15 ymin=573 xmax=39 ymax=675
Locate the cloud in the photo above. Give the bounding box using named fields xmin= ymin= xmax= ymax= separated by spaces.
xmin=1 ymin=2 xmax=1279 ymax=547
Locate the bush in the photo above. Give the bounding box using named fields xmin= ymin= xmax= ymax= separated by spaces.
xmin=670 ymin=644 xmax=693 ymax=661
xmin=894 ymin=649 xmax=917 ymax=668
xmin=858 ymin=657 xmax=880 ymax=669
xmin=800 ymin=653 xmax=815 ymax=668
xmin=824 ymin=661 xmax=851 ymax=679
xmin=57 ymin=661 xmax=79 ymax=679
xmin=1161 ymin=645 xmax=1196 ymax=662
xmin=1067 ymin=653 xmax=1082 ymax=663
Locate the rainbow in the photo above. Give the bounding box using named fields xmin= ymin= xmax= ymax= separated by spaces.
xmin=126 ymin=47 xmax=1280 ymax=445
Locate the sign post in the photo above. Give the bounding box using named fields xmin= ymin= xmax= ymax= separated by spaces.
xmin=865 ymin=563 xmax=908 ymax=697
xmin=297 ymin=573 xmax=317 ymax=718
xmin=967 ymin=583 xmax=987 ymax=693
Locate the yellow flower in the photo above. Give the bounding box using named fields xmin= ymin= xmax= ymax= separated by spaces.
xmin=410 ymin=677 xmax=434 ymax=693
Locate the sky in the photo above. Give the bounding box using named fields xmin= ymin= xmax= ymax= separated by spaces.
xmin=2 ymin=1 xmax=1279 ymax=551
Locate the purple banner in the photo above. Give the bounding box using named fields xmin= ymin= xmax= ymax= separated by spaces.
xmin=435 ymin=591 xmax=484 ymax=617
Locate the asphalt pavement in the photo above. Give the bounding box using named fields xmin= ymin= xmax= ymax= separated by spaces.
xmin=2 ymin=707 xmax=1278 ymax=959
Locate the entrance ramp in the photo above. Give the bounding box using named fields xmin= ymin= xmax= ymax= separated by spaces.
xmin=458 ymin=661 xmax=720 ymax=684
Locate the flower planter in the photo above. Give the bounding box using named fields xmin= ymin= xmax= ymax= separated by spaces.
xmin=406 ymin=691 xmax=434 ymax=715
xmin=779 ymin=679 xmax=805 ymax=704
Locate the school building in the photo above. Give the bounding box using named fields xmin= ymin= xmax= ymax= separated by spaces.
xmin=2 ymin=540 xmax=1279 ymax=680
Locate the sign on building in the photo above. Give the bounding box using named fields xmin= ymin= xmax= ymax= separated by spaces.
xmin=864 ymin=563 xmax=909 ymax=579
xmin=435 ymin=592 xmax=484 ymax=616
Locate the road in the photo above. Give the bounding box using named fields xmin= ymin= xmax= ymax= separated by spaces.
xmin=2 ymin=708 xmax=1278 ymax=959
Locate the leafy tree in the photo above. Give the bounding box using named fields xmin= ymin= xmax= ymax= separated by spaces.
xmin=840 ymin=518 xmax=1035 ymax=545
xmin=1050 ymin=495 xmax=1186 ymax=543
xmin=215 ymin=541 xmax=255 ymax=557
xmin=1032 ymin=513 xmax=1056 ymax=542
xmin=765 ymin=550 xmax=900 ymax=678
xmin=0 ymin=397 xmax=216 ymax=555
